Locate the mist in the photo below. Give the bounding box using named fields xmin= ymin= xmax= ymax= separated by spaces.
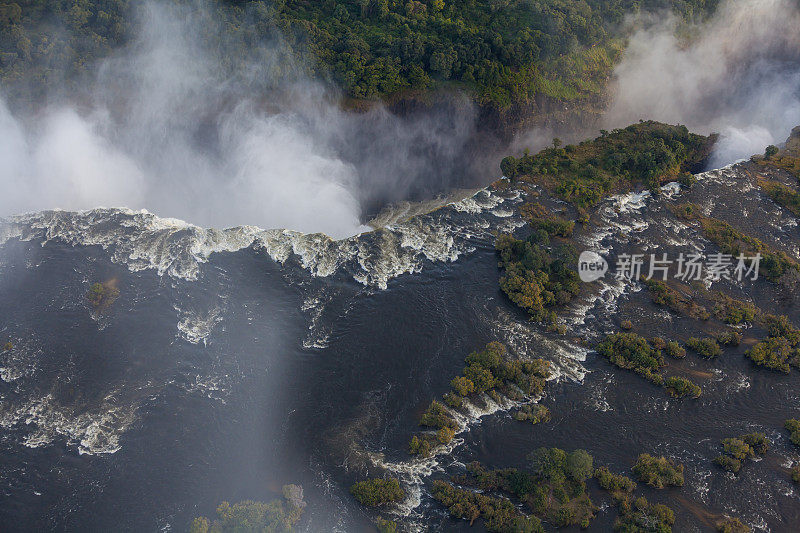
xmin=3 ymin=1 xmax=800 ymax=238
xmin=604 ymin=0 xmax=800 ymax=167
xmin=0 ymin=1 xmax=488 ymax=238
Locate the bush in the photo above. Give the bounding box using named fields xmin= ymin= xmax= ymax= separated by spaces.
xmin=717 ymin=331 xmax=742 ymax=346
xmin=596 ymin=333 xmax=664 ymax=377
xmin=350 ymin=478 xmax=405 ymax=507
xmin=87 ymin=281 xmax=120 ymax=312
xmin=665 ymin=341 xmax=686 ymax=359
xmin=785 ymin=419 xmax=800 ymax=446
xmin=714 ymin=434 xmax=768 ymax=473
xmin=664 ymin=376 xmax=702 ymax=398
xmin=408 ymin=435 xmax=433 ymax=456
xmin=739 ymin=433 xmax=769 ymax=455
xmin=419 ymin=400 xmax=457 ymax=430
xmin=450 ymin=376 xmax=475 ymax=396
xmin=431 ymin=480 xmax=545 ymax=533
xmin=632 ymin=454 xmax=684 ymax=488
xmin=513 ymin=404 xmax=551 ymax=424
xmin=714 ymin=454 xmax=742 ymax=473
xmin=791 ymin=465 xmax=800 ymax=483
xmin=594 ymin=467 xmax=636 ymax=495
xmin=190 ymin=485 xmax=305 ymax=533
xmin=686 ymin=337 xmax=723 ymax=358
xmin=746 ymin=337 xmax=798 ymax=373
xmin=714 ymin=296 xmax=758 ymax=325
xmin=496 ymin=234 xmax=580 ymax=321
xmin=615 ymin=496 xmax=675 ymax=532
xmin=376 ymin=517 xmax=397 ymax=533
xmin=765 ymin=145 xmax=779 ymax=158
xmin=716 ymin=516 xmax=751 ymax=533
xmin=565 ymin=449 xmax=594 ymax=482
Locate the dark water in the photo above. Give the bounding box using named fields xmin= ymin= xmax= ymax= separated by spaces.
xmin=0 ymin=163 xmax=799 ymax=532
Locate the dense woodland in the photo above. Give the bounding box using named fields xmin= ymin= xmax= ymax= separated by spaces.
xmin=0 ymin=0 xmax=719 ymax=106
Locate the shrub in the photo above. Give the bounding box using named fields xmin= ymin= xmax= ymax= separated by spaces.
xmin=594 ymin=467 xmax=636 ymax=495
xmin=716 ymin=516 xmax=751 ymax=533
xmin=350 ymin=478 xmax=405 ymax=507
xmin=686 ymin=337 xmax=723 ymax=358
xmin=746 ymin=337 xmax=797 ymax=373
xmin=785 ymin=419 xmax=800 ymax=446
xmin=596 ymin=333 xmax=664 ymax=376
xmin=739 ymin=433 xmax=769 ymax=455
xmin=791 ymin=465 xmax=800 ymax=483
xmin=87 ymin=281 xmax=120 ymax=312
xmin=714 ymin=296 xmax=758 ymax=325
xmin=765 ymin=145 xmax=779 ymax=158
xmin=632 ymin=454 xmax=684 ymax=488
xmin=431 ymin=480 xmax=545 ymax=533
xmin=565 ymin=449 xmax=594 ymax=482
xmin=376 ymin=517 xmax=397 ymax=533
xmin=665 ymin=341 xmax=686 ymax=359
xmin=190 ymin=485 xmax=305 ymax=533
xmin=650 ymin=337 xmax=666 ymax=350
xmin=513 ymin=404 xmax=551 ymax=424
xmin=450 ymin=376 xmax=475 ymax=396
xmin=717 ymin=331 xmax=742 ymax=346
xmin=419 ymin=400 xmax=457 ymax=430
xmin=714 ymin=454 xmax=742 ymax=473
xmin=664 ymin=376 xmax=702 ymax=398
xmin=408 ymin=435 xmax=433 ymax=456
xmin=714 ymin=433 xmax=768 ymax=473
xmin=615 ymin=496 xmax=675 ymax=532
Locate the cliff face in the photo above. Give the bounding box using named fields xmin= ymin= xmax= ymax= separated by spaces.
xmin=785 ymin=126 xmax=800 ymax=156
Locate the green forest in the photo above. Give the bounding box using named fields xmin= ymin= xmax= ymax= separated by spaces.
xmin=1 ymin=0 xmax=719 ymax=106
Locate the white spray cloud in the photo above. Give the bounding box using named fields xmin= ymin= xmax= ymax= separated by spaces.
xmin=604 ymin=0 xmax=800 ymax=166
xmin=0 ymin=1 xmax=483 ymax=239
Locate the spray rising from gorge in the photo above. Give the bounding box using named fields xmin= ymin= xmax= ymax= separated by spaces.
xmin=1 ymin=0 xmax=799 ymax=238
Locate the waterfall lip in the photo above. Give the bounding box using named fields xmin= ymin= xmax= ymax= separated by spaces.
xmin=0 ymin=184 xmax=524 ymax=288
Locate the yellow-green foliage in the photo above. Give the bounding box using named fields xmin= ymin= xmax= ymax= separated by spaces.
xmin=0 ymin=1 xmax=719 ymax=108
xmin=643 ymin=278 xmax=710 ymax=319
xmin=496 ymin=233 xmax=580 ymax=322
xmin=716 ymin=516 xmax=751 ymax=533
xmin=674 ymin=205 xmax=799 ymax=283
xmin=685 ymin=337 xmax=722 ymax=358
xmin=786 ymin=419 xmax=800 ymax=447
xmin=596 ymin=332 xmax=665 ymax=383
xmin=431 ymin=479 xmax=545 ymax=533
xmin=350 ymin=478 xmax=405 ymax=507
xmin=451 ymin=452 xmax=597 ymax=529
xmin=632 ymin=454 xmax=684 ymax=488
xmin=713 ymin=294 xmax=759 ymax=325
xmin=375 ymin=517 xmax=397 ymax=533
xmin=87 ymin=281 xmax=120 ymax=313
xmin=664 ymin=376 xmax=702 ymax=399
xmin=759 ymin=179 xmax=800 ymax=216
xmin=594 ymin=467 xmax=636 ymax=501
xmin=513 ymin=404 xmax=551 ymax=424
xmin=502 ymin=122 xmax=714 ymax=210
xmin=190 ymin=485 xmax=305 ymax=533
xmin=615 ymin=496 xmax=675 ymax=532
xmin=746 ymin=336 xmax=800 ymax=373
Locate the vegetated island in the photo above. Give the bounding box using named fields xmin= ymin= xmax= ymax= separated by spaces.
xmin=189 ymin=484 xmax=306 ymax=533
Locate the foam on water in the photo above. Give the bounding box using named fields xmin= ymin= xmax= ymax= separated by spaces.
xmin=0 ymin=393 xmax=136 ymax=455
xmin=1 ymin=186 xmax=522 ymax=290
